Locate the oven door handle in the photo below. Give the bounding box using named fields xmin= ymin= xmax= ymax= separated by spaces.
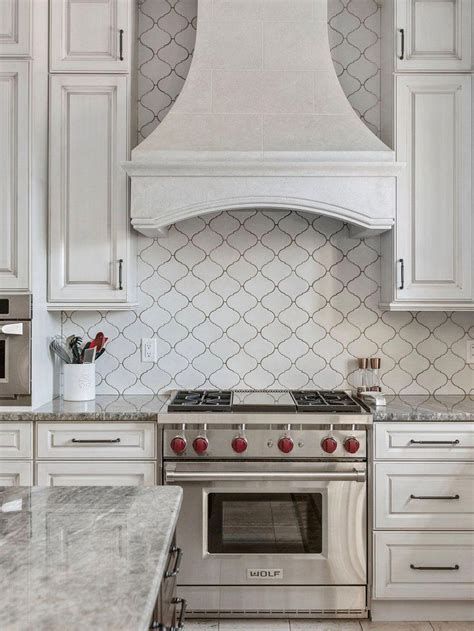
xmin=164 ymin=469 xmax=366 ymax=483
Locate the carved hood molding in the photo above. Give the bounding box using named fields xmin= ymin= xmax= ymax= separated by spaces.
xmin=124 ymin=0 xmax=401 ymax=237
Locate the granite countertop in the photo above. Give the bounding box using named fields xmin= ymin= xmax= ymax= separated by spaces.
xmin=0 ymin=394 xmax=170 ymax=421
xmin=371 ymin=395 xmax=473 ymax=421
xmin=0 ymin=485 xmax=182 ymax=631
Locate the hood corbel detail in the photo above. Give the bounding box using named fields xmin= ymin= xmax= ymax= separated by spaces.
xmin=124 ymin=0 xmax=402 ymax=237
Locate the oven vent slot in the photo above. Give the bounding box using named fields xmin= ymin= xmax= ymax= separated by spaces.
xmin=188 ymin=609 xmax=367 ymax=618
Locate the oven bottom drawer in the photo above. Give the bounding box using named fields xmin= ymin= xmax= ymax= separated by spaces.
xmin=178 ymin=585 xmax=366 ymax=617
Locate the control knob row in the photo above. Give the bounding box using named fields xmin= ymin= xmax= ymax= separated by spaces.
xmin=321 ymin=436 xmax=360 ymax=454
xmin=170 ymin=434 xmax=249 ymax=455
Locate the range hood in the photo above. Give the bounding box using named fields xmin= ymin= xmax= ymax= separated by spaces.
xmin=124 ymin=0 xmax=401 ymax=238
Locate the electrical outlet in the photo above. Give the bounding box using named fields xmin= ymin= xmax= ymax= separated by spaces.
xmin=141 ymin=338 xmax=157 ymax=363
xmin=467 ymin=340 xmax=474 ymax=364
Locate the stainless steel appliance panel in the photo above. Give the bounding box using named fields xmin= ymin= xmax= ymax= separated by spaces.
xmin=0 ymin=295 xmax=31 ymax=403
xmin=164 ymin=460 xmax=366 ymax=587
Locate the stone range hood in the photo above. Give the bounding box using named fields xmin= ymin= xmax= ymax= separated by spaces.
xmin=124 ymin=0 xmax=402 ymax=238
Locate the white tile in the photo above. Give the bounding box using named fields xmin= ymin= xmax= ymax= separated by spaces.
xmin=219 ymin=620 xmax=290 ymax=631
xmin=290 ymin=621 xmax=362 ymax=631
xmin=430 ymin=625 xmax=474 ymax=631
xmin=360 ymin=623 xmax=432 ymax=631
xmin=263 ymin=20 xmax=329 ymax=71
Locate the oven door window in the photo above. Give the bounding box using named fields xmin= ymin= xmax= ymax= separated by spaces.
xmin=207 ymin=493 xmax=323 ymax=554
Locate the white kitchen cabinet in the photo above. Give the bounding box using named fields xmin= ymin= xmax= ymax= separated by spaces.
xmin=0 ymin=461 xmax=33 ymax=486
xmin=36 ymin=461 xmax=156 ymax=486
xmin=48 ymin=73 xmax=135 ymax=308
xmin=0 ymin=423 xmax=32 ymax=459
xmin=36 ymin=422 xmax=156 ymax=459
xmin=0 ymin=0 xmax=31 ymax=57
xmin=381 ymin=73 xmax=473 ymax=310
xmin=373 ymin=531 xmax=474 ymax=600
xmin=0 ymin=60 xmax=30 ymax=291
xmin=50 ymin=0 xmax=132 ymax=72
xmin=395 ymin=0 xmax=472 ymax=71
xmin=374 ymin=461 xmax=474 ymax=530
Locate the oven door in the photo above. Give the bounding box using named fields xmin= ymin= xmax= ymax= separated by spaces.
xmin=164 ymin=461 xmax=366 ymax=586
xmin=0 ymin=320 xmax=31 ymax=398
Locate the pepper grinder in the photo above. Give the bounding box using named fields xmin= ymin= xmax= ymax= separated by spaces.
xmin=369 ymin=357 xmax=381 ymax=392
xmin=356 ymin=358 xmax=369 ymax=395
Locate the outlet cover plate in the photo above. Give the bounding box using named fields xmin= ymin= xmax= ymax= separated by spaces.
xmin=141 ymin=338 xmax=157 ymax=363
xmin=467 ymin=340 xmax=474 ymax=364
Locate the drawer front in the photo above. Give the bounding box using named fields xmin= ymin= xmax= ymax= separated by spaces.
xmin=375 ymin=423 xmax=474 ymax=460
xmin=374 ymin=462 xmax=474 ymax=530
xmin=0 ymin=423 xmax=32 ymax=458
xmin=0 ymin=460 xmax=33 ymax=486
xmin=36 ymin=461 xmax=156 ymax=486
xmin=36 ymin=423 xmax=156 ymax=459
xmin=373 ymin=531 xmax=474 ymax=600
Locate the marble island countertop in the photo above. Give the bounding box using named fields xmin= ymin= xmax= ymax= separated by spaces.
xmin=371 ymin=394 xmax=473 ymax=421
xmin=0 ymin=485 xmax=182 ymax=631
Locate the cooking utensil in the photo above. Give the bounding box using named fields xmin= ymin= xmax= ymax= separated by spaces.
xmin=83 ymin=347 xmax=97 ymax=364
xmin=67 ymin=335 xmax=83 ymax=364
xmin=50 ymin=337 xmax=73 ymax=364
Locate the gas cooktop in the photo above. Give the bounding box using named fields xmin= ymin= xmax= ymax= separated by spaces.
xmin=167 ymin=389 xmax=366 ymax=414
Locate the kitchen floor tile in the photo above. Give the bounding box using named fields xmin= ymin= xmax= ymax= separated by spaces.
xmin=290 ymin=620 xmax=362 ymax=630
xmin=219 ymin=620 xmax=290 ymax=631
xmin=185 ymin=621 xmax=219 ymax=631
xmin=360 ymin=623 xmax=432 ymax=631
xmin=430 ymin=624 xmax=474 ymax=631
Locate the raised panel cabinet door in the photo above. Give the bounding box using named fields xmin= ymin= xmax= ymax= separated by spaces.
xmin=0 ymin=0 xmax=31 ymax=56
xmin=0 ymin=60 xmax=29 ymax=291
xmin=50 ymin=0 xmax=131 ymax=72
xmin=36 ymin=461 xmax=156 ymax=486
xmin=396 ymin=0 xmax=472 ymax=71
xmin=0 ymin=461 xmax=33 ymax=486
xmin=48 ymin=74 xmax=130 ymax=304
xmin=395 ymin=74 xmax=472 ymax=305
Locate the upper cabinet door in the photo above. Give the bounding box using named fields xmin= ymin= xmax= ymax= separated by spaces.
xmin=50 ymin=0 xmax=131 ymax=72
xmin=0 ymin=60 xmax=29 ymax=291
xmin=396 ymin=0 xmax=472 ymax=71
xmin=395 ymin=74 xmax=472 ymax=305
xmin=0 ymin=0 xmax=31 ymax=56
xmin=48 ymin=74 xmax=132 ymax=305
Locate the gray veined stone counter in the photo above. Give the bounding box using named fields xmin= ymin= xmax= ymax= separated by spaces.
xmin=371 ymin=395 xmax=473 ymax=421
xmin=0 ymin=485 xmax=182 ymax=631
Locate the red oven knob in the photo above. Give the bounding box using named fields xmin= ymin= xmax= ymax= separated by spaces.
xmin=193 ymin=436 xmax=209 ymax=455
xmin=170 ymin=436 xmax=186 ymax=455
xmin=321 ymin=437 xmax=337 ymax=454
xmin=344 ymin=437 xmax=360 ymax=454
xmin=232 ymin=436 xmax=248 ymax=453
xmin=278 ymin=436 xmax=294 ymax=453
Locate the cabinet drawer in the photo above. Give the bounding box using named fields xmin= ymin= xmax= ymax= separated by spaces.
xmin=374 ymin=423 xmax=474 ymax=460
xmin=36 ymin=461 xmax=156 ymax=486
xmin=36 ymin=423 xmax=155 ymax=459
xmin=373 ymin=531 xmax=474 ymax=600
xmin=0 ymin=423 xmax=32 ymax=458
xmin=374 ymin=462 xmax=474 ymax=530
xmin=0 ymin=461 xmax=32 ymax=486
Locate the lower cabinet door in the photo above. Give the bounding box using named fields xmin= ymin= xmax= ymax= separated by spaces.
xmin=36 ymin=461 xmax=155 ymax=486
xmin=0 ymin=461 xmax=33 ymax=486
xmin=373 ymin=531 xmax=474 ymax=600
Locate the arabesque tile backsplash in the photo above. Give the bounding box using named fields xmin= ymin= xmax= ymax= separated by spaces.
xmin=62 ymin=0 xmax=473 ymax=396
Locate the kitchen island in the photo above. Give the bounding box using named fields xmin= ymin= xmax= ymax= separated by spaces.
xmin=0 ymin=485 xmax=182 ymax=630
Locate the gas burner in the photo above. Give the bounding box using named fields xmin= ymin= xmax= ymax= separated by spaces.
xmin=291 ymin=390 xmax=363 ymax=413
xmin=168 ymin=390 xmax=232 ymax=412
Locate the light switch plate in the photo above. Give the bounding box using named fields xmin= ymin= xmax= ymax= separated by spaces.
xmin=141 ymin=338 xmax=157 ymax=363
xmin=467 ymin=340 xmax=474 ymax=364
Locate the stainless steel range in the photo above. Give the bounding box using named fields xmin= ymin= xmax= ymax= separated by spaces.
xmin=161 ymin=390 xmax=371 ymax=619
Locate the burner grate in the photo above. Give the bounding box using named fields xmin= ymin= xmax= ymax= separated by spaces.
xmin=168 ymin=390 xmax=232 ymax=412
xmin=291 ymin=390 xmax=363 ymax=413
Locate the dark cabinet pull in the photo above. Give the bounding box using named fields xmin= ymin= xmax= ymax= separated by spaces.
xmin=118 ymin=258 xmax=124 ymax=290
xmin=410 ymin=564 xmax=459 ymax=571
xmin=409 ymin=439 xmax=459 ymax=445
xmin=119 ymin=29 xmax=124 ymax=61
xmin=171 ymin=597 xmax=187 ymax=630
xmin=398 ymin=258 xmax=404 ymax=290
xmin=165 ymin=546 xmax=183 ymax=578
xmin=410 ymin=494 xmax=460 ymax=501
xmin=398 ymin=28 xmax=405 ymax=60
xmin=71 ymin=438 xmax=121 ymax=444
